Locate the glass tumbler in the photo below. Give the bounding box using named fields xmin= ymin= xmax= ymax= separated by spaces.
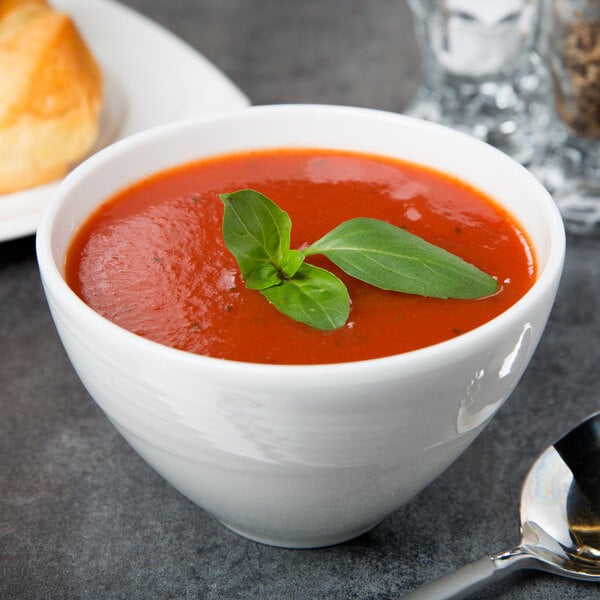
xmin=533 ymin=0 xmax=600 ymax=235
xmin=405 ymin=0 xmax=548 ymax=166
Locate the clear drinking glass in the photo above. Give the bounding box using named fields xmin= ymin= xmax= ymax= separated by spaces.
xmin=531 ymin=0 xmax=600 ymax=235
xmin=405 ymin=0 xmax=548 ymax=166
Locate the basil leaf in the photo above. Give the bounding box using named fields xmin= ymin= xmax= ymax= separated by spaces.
xmin=220 ymin=189 xmax=499 ymax=332
xmin=305 ymin=218 xmax=498 ymax=299
xmin=280 ymin=249 xmax=304 ymax=278
xmin=260 ymin=263 xmax=350 ymax=330
xmin=220 ymin=190 xmax=292 ymax=278
xmin=246 ymin=263 xmax=281 ymax=290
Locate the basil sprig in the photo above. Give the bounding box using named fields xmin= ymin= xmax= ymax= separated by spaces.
xmin=220 ymin=189 xmax=498 ymax=330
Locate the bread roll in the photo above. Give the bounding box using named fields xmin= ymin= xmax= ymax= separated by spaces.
xmin=0 ymin=0 xmax=103 ymax=193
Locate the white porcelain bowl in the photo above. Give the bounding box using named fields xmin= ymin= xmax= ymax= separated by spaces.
xmin=36 ymin=105 xmax=565 ymax=548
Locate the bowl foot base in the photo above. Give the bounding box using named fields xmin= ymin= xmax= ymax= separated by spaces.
xmin=218 ymin=518 xmax=383 ymax=549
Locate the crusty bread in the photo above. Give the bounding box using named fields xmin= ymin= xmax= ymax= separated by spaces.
xmin=0 ymin=0 xmax=103 ymax=193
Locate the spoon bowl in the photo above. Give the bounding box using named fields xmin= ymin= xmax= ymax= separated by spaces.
xmin=404 ymin=411 xmax=600 ymax=599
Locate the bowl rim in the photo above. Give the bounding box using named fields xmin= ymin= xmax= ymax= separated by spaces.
xmin=36 ymin=103 xmax=566 ymax=385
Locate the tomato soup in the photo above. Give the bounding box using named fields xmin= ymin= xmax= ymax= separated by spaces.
xmin=65 ymin=149 xmax=535 ymax=364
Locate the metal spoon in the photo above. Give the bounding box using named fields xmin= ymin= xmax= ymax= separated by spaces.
xmin=403 ymin=411 xmax=600 ymax=599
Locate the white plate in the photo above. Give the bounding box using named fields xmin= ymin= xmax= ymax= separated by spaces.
xmin=0 ymin=0 xmax=249 ymax=242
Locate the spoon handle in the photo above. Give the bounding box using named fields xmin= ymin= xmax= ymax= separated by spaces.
xmin=401 ymin=547 xmax=533 ymax=600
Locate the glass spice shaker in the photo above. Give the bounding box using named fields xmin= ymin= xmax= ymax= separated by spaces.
xmin=404 ymin=0 xmax=549 ymax=166
xmin=535 ymin=0 xmax=600 ymax=234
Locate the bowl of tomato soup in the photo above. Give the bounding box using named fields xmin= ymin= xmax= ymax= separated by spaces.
xmin=36 ymin=105 xmax=565 ymax=548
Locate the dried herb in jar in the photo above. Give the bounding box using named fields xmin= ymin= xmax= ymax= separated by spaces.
xmin=553 ymin=4 xmax=600 ymax=138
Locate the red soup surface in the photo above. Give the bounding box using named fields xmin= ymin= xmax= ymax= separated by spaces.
xmin=66 ymin=148 xmax=535 ymax=365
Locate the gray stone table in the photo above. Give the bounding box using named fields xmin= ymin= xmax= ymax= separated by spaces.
xmin=2 ymin=1 xmax=599 ymax=598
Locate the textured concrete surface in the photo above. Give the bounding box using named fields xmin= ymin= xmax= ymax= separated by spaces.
xmin=2 ymin=1 xmax=599 ymax=598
